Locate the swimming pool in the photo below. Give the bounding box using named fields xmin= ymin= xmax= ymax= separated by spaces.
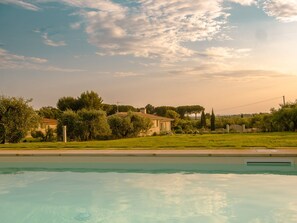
xmin=1 ymin=151 xmax=297 ymax=222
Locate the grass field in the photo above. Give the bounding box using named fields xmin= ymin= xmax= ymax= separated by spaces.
xmin=0 ymin=133 xmax=297 ymax=149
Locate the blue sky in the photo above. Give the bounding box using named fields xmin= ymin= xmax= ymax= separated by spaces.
xmin=1 ymin=0 xmax=297 ymax=114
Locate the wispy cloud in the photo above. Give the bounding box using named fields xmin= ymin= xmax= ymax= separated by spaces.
xmin=0 ymin=48 xmax=82 ymax=72
xmin=262 ymin=0 xmax=297 ymax=22
xmin=204 ymin=47 xmax=252 ymax=60
xmin=1 ymin=0 xmax=40 ymax=11
xmin=228 ymin=0 xmax=256 ymax=6
xmin=168 ymin=65 xmax=290 ymax=82
xmin=113 ymin=72 xmax=144 ymax=78
xmin=55 ymin=0 xmax=230 ymax=61
xmin=41 ymin=32 xmax=67 ymax=47
xmin=70 ymin=22 xmax=81 ymax=30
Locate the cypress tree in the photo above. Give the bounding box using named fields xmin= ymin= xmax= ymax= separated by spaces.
xmin=200 ymin=110 xmax=206 ymax=128
xmin=211 ymin=108 xmax=216 ymax=131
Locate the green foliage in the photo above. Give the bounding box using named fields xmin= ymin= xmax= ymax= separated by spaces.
xmin=57 ymin=110 xmax=80 ymax=141
xmin=77 ymin=91 xmax=103 ymax=110
xmin=177 ymin=105 xmax=204 ymax=119
xmin=200 ymin=110 xmax=206 ymax=128
xmin=57 ymin=96 xmax=79 ymax=111
xmin=155 ymin=106 xmax=176 ymax=117
xmin=31 ymin=130 xmax=45 ymax=139
xmin=31 ymin=128 xmax=56 ymax=142
xmin=38 ymin=106 xmax=61 ymax=119
xmin=44 ymin=128 xmax=56 ymax=142
xmin=154 ymin=105 xmax=204 ymax=118
xmin=118 ymin=105 xmax=137 ymax=113
xmin=57 ymin=109 xmax=110 ymax=141
xmin=0 ymin=96 xmax=39 ymax=143
xmin=271 ymin=102 xmax=297 ymax=131
xmin=211 ymin=109 xmax=216 ymax=131
xmin=175 ymin=119 xmax=198 ymax=134
xmin=102 ymin=104 xmax=115 ymax=116
xmin=57 ymin=96 xmax=78 ymax=111
xmin=77 ymin=109 xmax=111 ymax=140
xmin=165 ymin=110 xmax=180 ymax=127
xmin=0 ymin=123 xmax=5 ymax=144
xmin=102 ymin=104 xmax=137 ymax=116
xmin=145 ymin=104 xmax=155 ymax=114
xmin=108 ymin=112 xmax=152 ymax=138
xmin=57 ymin=91 xmax=103 ymax=112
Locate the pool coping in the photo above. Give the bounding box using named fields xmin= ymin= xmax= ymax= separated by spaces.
xmin=0 ymin=149 xmax=297 ymax=157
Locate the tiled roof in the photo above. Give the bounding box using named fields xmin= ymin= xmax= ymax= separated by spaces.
xmin=42 ymin=118 xmax=58 ymax=125
xmin=116 ymin=112 xmax=174 ymax=121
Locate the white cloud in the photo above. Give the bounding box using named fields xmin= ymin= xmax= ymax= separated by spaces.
xmin=263 ymin=0 xmax=297 ymax=22
xmin=0 ymin=48 xmax=47 ymax=68
xmin=113 ymin=72 xmax=144 ymax=78
xmin=54 ymin=0 xmax=230 ymax=61
xmin=70 ymin=22 xmax=81 ymax=30
xmin=41 ymin=32 xmax=67 ymax=47
xmin=0 ymin=0 xmax=40 ymax=11
xmin=0 ymin=48 xmax=82 ymax=72
xmin=228 ymin=0 xmax=256 ymax=6
xmin=205 ymin=47 xmax=251 ymax=60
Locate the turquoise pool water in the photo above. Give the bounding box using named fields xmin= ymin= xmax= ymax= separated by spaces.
xmin=0 ymin=165 xmax=297 ymax=223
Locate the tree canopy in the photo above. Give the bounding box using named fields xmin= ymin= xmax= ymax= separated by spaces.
xmin=57 ymin=91 xmax=103 ymax=111
xmin=57 ymin=109 xmax=111 ymax=141
xmin=0 ymin=96 xmax=39 ymax=143
xmin=108 ymin=112 xmax=152 ymax=138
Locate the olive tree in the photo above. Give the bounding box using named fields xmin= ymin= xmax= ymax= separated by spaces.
xmin=108 ymin=112 xmax=152 ymax=138
xmin=0 ymin=96 xmax=39 ymax=143
xmin=57 ymin=109 xmax=111 ymax=141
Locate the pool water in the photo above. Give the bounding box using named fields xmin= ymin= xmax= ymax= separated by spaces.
xmin=0 ymin=168 xmax=297 ymax=223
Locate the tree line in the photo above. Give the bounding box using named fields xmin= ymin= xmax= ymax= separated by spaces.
xmin=1 ymin=91 xmax=297 ymax=143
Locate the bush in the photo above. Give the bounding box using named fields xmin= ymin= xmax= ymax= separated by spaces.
xmin=31 ymin=128 xmax=56 ymax=142
xmin=31 ymin=130 xmax=45 ymax=140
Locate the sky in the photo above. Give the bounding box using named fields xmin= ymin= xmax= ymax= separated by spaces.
xmin=0 ymin=0 xmax=297 ymax=115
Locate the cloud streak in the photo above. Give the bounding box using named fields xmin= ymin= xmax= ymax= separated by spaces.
xmin=228 ymin=0 xmax=256 ymax=6
xmin=1 ymin=0 xmax=40 ymax=11
xmin=0 ymin=48 xmax=82 ymax=72
xmin=41 ymin=33 xmax=67 ymax=47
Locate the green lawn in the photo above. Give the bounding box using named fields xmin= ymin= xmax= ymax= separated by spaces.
xmin=0 ymin=133 xmax=297 ymax=149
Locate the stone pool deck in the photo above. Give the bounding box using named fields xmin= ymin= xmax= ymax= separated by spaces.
xmin=0 ymin=149 xmax=297 ymax=157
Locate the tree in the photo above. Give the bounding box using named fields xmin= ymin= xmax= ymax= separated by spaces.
xmin=270 ymin=102 xmax=297 ymax=131
xmin=107 ymin=115 xmax=133 ymax=138
xmin=57 ymin=110 xmax=80 ymax=141
xmin=145 ymin=104 xmax=155 ymax=114
xmin=155 ymin=106 xmax=176 ymax=117
xmin=77 ymin=91 xmax=103 ymax=110
xmin=77 ymin=109 xmax=111 ymax=140
xmin=0 ymin=96 xmax=39 ymax=143
xmin=38 ymin=106 xmax=61 ymax=119
xmin=108 ymin=112 xmax=152 ymax=138
xmin=165 ymin=110 xmax=180 ymax=128
xmin=176 ymin=105 xmax=204 ymax=119
xmin=200 ymin=110 xmax=206 ymax=128
xmin=57 ymin=109 xmax=111 ymax=141
xmin=118 ymin=105 xmax=137 ymax=113
xmin=210 ymin=109 xmax=216 ymax=131
xmin=57 ymin=96 xmax=78 ymax=111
